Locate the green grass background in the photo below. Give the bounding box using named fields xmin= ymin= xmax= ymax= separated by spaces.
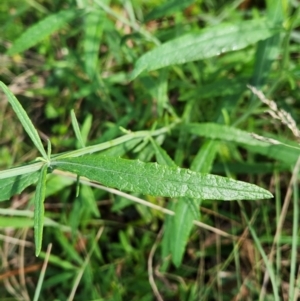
xmin=1 ymin=0 xmax=300 ymax=300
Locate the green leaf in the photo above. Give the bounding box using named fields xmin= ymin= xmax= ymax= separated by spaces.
xmin=168 ymin=140 xmax=219 ymax=266
xmin=130 ymin=19 xmax=280 ymax=79
xmin=83 ymin=9 xmax=104 ymax=79
xmin=45 ymin=174 xmax=74 ymax=199
xmin=7 ymin=10 xmax=78 ymax=55
xmin=161 ymin=202 xmax=175 ymax=260
xmin=52 ymin=155 xmax=273 ymax=200
xmin=179 ymin=78 xmax=248 ymax=101
xmin=52 ymin=122 xmax=179 ymax=160
xmin=101 ymin=138 xmax=142 ymax=157
xmin=151 ymin=139 xmax=177 ymax=167
xmin=251 ymin=0 xmax=284 ymax=86
xmin=191 ymin=140 xmax=219 ymax=174
xmin=34 ymin=164 xmax=48 ymax=257
xmin=171 ymin=198 xmax=199 ymax=267
xmin=151 ymin=140 xmax=197 ymax=265
xmin=0 ymin=161 xmax=44 ymax=180
xmin=186 ymin=122 xmax=266 ymax=146
xmin=0 ymin=171 xmax=40 ymax=202
xmin=151 ymin=140 xmax=189 ymax=265
xmin=80 ymin=114 xmax=93 ymax=147
xmin=0 ymin=81 xmax=47 ymax=159
xmin=71 ymin=110 xmax=85 ymax=148
xmin=185 ymin=123 xmax=299 ymax=166
xmin=144 ymin=0 xmax=194 ymax=22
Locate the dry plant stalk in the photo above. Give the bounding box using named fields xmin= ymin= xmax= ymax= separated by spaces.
xmin=248 ymin=85 xmax=300 ymax=301
xmin=248 ymin=85 xmax=300 ymax=140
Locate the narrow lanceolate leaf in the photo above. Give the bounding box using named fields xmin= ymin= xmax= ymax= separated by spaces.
xmin=70 ymin=110 xmax=85 ymax=148
xmin=0 ymin=171 xmax=40 ymax=202
xmin=0 ymin=82 xmax=47 ymax=159
xmin=7 ymin=10 xmax=77 ymax=55
xmin=52 ymin=155 xmax=273 ymax=200
xmin=34 ymin=164 xmax=48 ymax=257
xmin=185 ymin=123 xmax=268 ymax=146
xmin=184 ymin=123 xmax=300 ymax=166
xmin=130 ymin=19 xmax=280 ymax=79
xmin=0 ymin=161 xmax=44 ymax=180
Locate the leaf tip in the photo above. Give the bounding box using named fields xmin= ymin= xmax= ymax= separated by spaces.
xmin=35 ymin=247 xmax=41 ymax=257
xmin=257 ymin=188 xmax=273 ymax=200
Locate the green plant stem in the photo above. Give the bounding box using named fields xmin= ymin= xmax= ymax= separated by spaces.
xmin=0 ymin=161 xmax=45 ymax=179
xmin=52 ymin=120 xmax=180 ymax=160
xmin=34 ymin=164 xmax=48 ymax=256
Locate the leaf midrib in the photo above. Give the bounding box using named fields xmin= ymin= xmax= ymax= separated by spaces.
xmin=52 ymin=160 xmax=266 ymax=194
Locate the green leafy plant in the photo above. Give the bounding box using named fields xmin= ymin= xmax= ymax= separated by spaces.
xmin=2 ymin=0 xmax=299 ymax=299
xmin=0 ymin=81 xmax=272 ymax=256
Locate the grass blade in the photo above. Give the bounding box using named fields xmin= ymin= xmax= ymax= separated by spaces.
xmin=83 ymin=9 xmax=104 ymax=79
xmin=171 ymin=198 xmax=199 ymax=267
xmin=0 ymin=81 xmax=48 ymax=159
xmin=151 ymin=138 xmax=177 ymax=167
xmin=53 ymin=121 xmax=179 ymax=159
xmin=185 ymin=122 xmax=270 ymax=146
xmin=131 ymin=19 xmax=280 ymax=79
xmin=251 ymin=0 xmax=284 ymax=87
xmin=70 ymin=110 xmax=85 ymax=148
xmin=151 ymin=139 xmax=194 ymax=266
xmin=52 ymin=155 xmax=273 ymax=200
xmin=171 ymin=140 xmax=219 ymax=266
xmin=7 ymin=10 xmax=77 ymax=55
xmin=34 ymin=164 xmax=48 ymax=256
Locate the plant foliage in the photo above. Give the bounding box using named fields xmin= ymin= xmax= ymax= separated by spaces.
xmin=0 ymin=0 xmax=299 ymax=300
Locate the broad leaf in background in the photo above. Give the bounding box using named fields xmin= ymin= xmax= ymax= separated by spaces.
xmin=185 ymin=123 xmax=299 ymax=166
xmin=0 ymin=171 xmax=40 ymax=202
xmin=179 ymin=78 xmax=249 ymax=101
xmin=130 ymin=19 xmax=280 ymax=79
xmin=7 ymin=10 xmax=78 ymax=55
xmin=52 ymin=155 xmax=273 ymax=200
